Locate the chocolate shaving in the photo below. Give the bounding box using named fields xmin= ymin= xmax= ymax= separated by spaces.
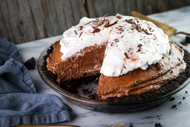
xmin=105 ymin=21 xmax=118 ymax=27
xmin=116 ymin=15 xmax=122 ymax=19
xmin=97 ymin=18 xmax=105 ymax=26
xmin=74 ymin=30 xmax=77 ymax=35
xmin=92 ymin=27 xmax=100 ymax=33
xmin=126 ymin=18 xmax=152 ymax=35
xmin=137 ymin=44 xmax=142 ymax=52
xmin=149 ymin=27 xmax=152 ymax=31
xmin=85 ymin=21 xmax=91 ymax=25
xmin=124 ymin=52 xmax=129 ymax=59
xmin=125 ymin=19 xmax=135 ymax=24
xmin=137 ymin=44 xmax=142 ymax=47
xmin=79 ymin=32 xmax=83 ymax=38
xmin=136 ymin=19 xmax=139 ymax=23
xmin=135 ymin=25 xmax=141 ymax=32
xmin=137 ymin=49 xmax=141 ymax=52
xmin=135 ymin=26 xmax=152 ymax=35
xmin=79 ymin=26 xmax=83 ymax=30
xmin=142 ymin=28 xmax=152 ymax=35
xmin=104 ymin=21 xmax=110 ymax=27
xmin=116 ymin=27 xmax=124 ymax=32
xmin=113 ymin=39 xmax=119 ymax=42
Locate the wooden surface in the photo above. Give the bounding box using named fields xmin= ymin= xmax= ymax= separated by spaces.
xmin=0 ymin=0 xmax=190 ymax=44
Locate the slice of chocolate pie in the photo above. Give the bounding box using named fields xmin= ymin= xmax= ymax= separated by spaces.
xmin=45 ymin=14 xmax=187 ymax=102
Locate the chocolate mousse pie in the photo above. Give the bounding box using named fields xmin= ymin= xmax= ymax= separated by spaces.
xmin=44 ymin=14 xmax=188 ymax=102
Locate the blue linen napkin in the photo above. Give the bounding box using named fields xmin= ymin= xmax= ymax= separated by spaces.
xmin=0 ymin=38 xmax=73 ymax=127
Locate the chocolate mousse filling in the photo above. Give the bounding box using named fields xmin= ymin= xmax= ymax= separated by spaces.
xmin=46 ymin=41 xmax=106 ymax=84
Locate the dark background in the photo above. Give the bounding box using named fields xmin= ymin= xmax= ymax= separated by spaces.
xmin=0 ymin=0 xmax=190 ymax=44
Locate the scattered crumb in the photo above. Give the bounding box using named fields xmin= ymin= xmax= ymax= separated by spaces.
xmin=169 ymin=97 xmax=175 ymax=101
xmin=24 ymin=57 xmax=36 ymax=70
xmin=157 ymin=115 xmax=161 ymax=120
xmin=129 ymin=123 xmax=133 ymax=127
xmin=185 ymin=91 xmax=188 ymax=94
xmin=183 ymin=97 xmax=185 ymax=100
xmin=171 ymin=105 xmax=177 ymax=109
xmin=155 ymin=122 xmax=162 ymax=127
xmin=179 ymin=101 xmax=182 ymax=104
xmin=82 ymin=88 xmax=92 ymax=95
xmin=88 ymin=94 xmax=97 ymax=99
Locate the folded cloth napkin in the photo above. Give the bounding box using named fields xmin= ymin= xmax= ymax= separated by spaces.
xmin=0 ymin=38 xmax=73 ymax=127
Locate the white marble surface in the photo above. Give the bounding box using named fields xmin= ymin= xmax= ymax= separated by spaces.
xmin=17 ymin=6 xmax=190 ymax=127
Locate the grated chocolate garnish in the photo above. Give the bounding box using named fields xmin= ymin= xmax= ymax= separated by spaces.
xmin=124 ymin=52 xmax=129 ymax=59
xmin=85 ymin=21 xmax=91 ymax=25
xmin=125 ymin=19 xmax=135 ymax=24
xmin=137 ymin=44 xmax=142 ymax=52
xmin=116 ymin=27 xmax=124 ymax=32
xmin=79 ymin=26 xmax=83 ymax=30
xmin=97 ymin=18 xmax=105 ymax=26
xmin=105 ymin=21 xmax=118 ymax=27
xmin=126 ymin=18 xmax=152 ymax=35
xmin=79 ymin=32 xmax=83 ymax=38
xmin=116 ymin=15 xmax=122 ymax=19
xmin=74 ymin=30 xmax=77 ymax=34
xmin=92 ymin=27 xmax=100 ymax=33
xmin=113 ymin=39 xmax=119 ymax=42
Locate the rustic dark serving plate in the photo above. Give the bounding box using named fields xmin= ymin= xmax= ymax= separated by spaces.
xmin=37 ymin=45 xmax=190 ymax=113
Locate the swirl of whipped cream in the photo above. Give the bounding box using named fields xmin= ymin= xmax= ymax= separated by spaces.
xmin=60 ymin=14 xmax=170 ymax=77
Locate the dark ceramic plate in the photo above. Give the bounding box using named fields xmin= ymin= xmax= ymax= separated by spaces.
xmin=37 ymin=46 xmax=190 ymax=113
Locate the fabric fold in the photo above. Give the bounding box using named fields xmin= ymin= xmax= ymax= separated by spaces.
xmin=0 ymin=38 xmax=73 ymax=127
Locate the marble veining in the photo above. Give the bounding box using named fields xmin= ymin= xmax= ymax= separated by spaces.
xmin=17 ymin=6 xmax=190 ymax=127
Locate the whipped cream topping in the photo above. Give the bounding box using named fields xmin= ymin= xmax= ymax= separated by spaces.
xmin=60 ymin=16 xmax=118 ymax=60
xmin=60 ymin=14 xmax=170 ymax=77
